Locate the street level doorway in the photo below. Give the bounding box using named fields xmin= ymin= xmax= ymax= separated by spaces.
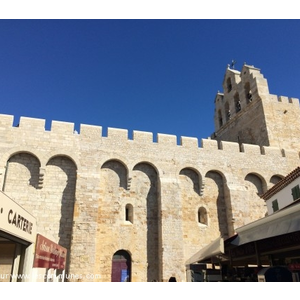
xmin=111 ymin=250 xmax=131 ymax=282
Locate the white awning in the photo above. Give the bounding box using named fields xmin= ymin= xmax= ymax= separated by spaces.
xmin=185 ymin=203 xmax=300 ymax=265
xmin=185 ymin=237 xmax=224 ymax=265
xmin=232 ymin=202 xmax=300 ymax=246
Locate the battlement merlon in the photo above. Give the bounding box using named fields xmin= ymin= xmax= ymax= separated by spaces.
xmin=19 ymin=117 xmax=46 ymax=130
xmin=51 ymin=120 xmax=74 ymax=134
xmin=107 ymin=127 xmax=128 ymax=140
xmin=0 ymin=114 xmax=14 ymax=127
xmin=219 ymin=141 xmax=240 ymax=152
xmin=157 ymin=133 xmax=177 ymax=146
xmin=80 ymin=124 xmax=102 ymax=139
xmin=180 ymin=136 xmax=198 ymax=148
xmin=133 ymin=130 xmax=153 ymax=143
xmin=201 ymin=138 xmax=218 ymax=150
xmin=240 ymin=144 xmax=261 ymax=155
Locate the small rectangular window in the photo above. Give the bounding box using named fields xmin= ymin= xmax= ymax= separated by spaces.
xmin=125 ymin=204 xmax=133 ymax=223
xmin=125 ymin=208 xmax=129 ymax=221
xmin=272 ymin=199 xmax=279 ymax=212
xmin=292 ymin=185 xmax=300 ymax=201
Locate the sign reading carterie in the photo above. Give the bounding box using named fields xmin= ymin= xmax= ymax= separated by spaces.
xmin=0 ymin=191 xmax=36 ymax=243
xmin=33 ymin=234 xmax=67 ymax=270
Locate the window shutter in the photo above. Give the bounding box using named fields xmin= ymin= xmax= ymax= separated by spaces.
xmin=292 ymin=185 xmax=300 ymax=201
xmin=272 ymin=199 xmax=279 ymax=212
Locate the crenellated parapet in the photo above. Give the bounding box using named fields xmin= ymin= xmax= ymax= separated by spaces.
xmin=0 ymin=113 xmax=299 ymax=162
xmin=268 ymin=94 xmax=300 ymax=106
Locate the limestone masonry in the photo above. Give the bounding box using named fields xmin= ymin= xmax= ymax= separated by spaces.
xmin=1 ymin=64 xmax=300 ymax=281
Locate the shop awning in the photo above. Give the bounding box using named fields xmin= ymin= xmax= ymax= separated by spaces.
xmin=185 ymin=236 xmax=225 ymax=265
xmin=185 ymin=203 xmax=300 ymax=265
xmin=232 ymin=202 xmax=300 ymax=246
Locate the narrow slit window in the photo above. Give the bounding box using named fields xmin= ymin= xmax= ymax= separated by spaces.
xmin=198 ymin=207 xmax=207 ymax=225
xmin=125 ymin=204 xmax=133 ymax=223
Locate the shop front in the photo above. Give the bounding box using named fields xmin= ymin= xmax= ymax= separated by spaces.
xmin=186 ymin=202 xmax=300 ymax=282
xmin=0 ymin=191 xmax=36 ymax=282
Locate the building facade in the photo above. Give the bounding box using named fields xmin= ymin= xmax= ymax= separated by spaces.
xmin=261 ymin=167 xmax=300 ymax=214
xmin=0 ymin=64 xmax=300 ymax=281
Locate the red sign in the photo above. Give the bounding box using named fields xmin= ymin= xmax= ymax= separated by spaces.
xmin=288 ymin=263 xmax=300 ymax=271
xmin=33 ymin=234 xmax=67 ymax=270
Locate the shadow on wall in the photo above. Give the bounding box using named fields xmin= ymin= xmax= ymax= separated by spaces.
xmin=3 ymin=153 xmax=77 ymax=277
xmin=133 ymin=163 xmax=159 ymax=282
xmin=46 ymin=156 xmax=77 ymax=276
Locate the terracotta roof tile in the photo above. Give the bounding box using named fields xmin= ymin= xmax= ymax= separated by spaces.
xmin=261 ymin=166 xmax=300 ymax=200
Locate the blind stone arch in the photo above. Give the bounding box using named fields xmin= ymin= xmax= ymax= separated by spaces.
xmin=245 ymin=173 xmax=265 ymax=195
xmin=101 ymin=159 xmax=128 ymax=190
xmin=44 ymin=155 xmax=77 ymax=275
xmin=132 ymin=162 xmax=159 ymax=282
xmin=179 ymin=167 xmax=201 ymax=195
xmin=204 ymin=170 xmax=229 ymax=238
xmin=244 ymin=172 xmax=268 ymax=221
xmin=270 ymin=174 xmax=284 ymax=186
xmin=3 ymin=152 xmax=41 ymax=192
xmin=180 ymin=167 xmax=213 ymax=261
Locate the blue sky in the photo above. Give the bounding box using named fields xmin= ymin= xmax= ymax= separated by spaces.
xmin=1 ymin=19 xmax=300 ymax=142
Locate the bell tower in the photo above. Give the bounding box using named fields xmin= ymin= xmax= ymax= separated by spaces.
xmin=212 ymin=63 xmax=300 ymax=151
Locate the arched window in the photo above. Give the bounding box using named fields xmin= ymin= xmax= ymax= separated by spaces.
xmin=198 ymin=207 xmax=207 ymax=225
xmin=234 ymin=92 xmax=241 ymax=113
xmin=226 ymin=77 xmax=232 ymax=93
xmin=218 ymin=109 xmax=223 ymax=127
xmin=244 ymin=82 xmax=252 ymax=104
xmin=125 ymin=203 xmax=133 ymax=223
xmin=225 ymin=102 xmax=230 ymax=121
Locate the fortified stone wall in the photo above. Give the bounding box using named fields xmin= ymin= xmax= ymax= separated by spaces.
xmin=0 ymin=113 xmax=299 ymax=281
xmin=263 ymin=95 xmax=300 ymax=149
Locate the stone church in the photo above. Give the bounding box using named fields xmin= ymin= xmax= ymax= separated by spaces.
xmin=1 ymin=64 xmax=299 ymax=281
